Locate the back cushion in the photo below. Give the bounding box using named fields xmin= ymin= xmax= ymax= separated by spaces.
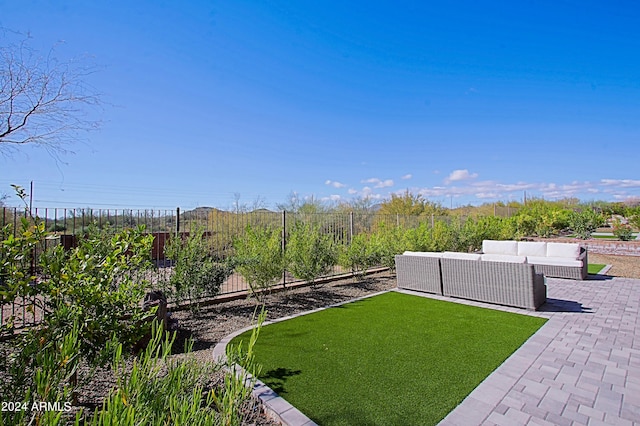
xmin=442 ymin=251 xmax=482 ymax=261
xmin=482 ymin=240 xmax=518 ymax=256
xmin=403 ymin=251 xmax=443 ymax=258
xmin=481 ymin=254 xmax=528 ymax=264
xmin=517 ymin=241 xmax=547 ymax=257
xmin=546 ymin=242 xmax=581 ymax=259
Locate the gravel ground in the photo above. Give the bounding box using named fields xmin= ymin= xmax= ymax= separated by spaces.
xmin=587 ymin=253 xmax=640 ymax=278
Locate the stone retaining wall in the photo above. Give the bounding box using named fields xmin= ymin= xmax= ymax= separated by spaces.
xmin=530 ymin=237 xmax=640 ymax=257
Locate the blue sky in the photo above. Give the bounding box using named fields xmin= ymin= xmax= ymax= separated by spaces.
xmin=1 ymin=1 xmax=639 ymax=210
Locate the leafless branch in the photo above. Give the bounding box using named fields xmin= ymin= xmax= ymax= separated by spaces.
xmin=0 ymin=29 xmax=101 ymax=157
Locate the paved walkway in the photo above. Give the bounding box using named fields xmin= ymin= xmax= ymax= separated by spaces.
xmin=434 ymin=275 xmax=640 ymax=425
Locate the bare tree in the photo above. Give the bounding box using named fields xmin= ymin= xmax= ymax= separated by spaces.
xmin=0 ymin=29 xmax=100 ymax=157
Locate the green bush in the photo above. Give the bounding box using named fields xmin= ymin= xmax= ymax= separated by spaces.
xmin=612 ymin=220 xmax=634 ymax=241
xmin=338 ymin=233 xmax=381 ymax=279
xmin=233 ymin=225 xmax=284 ymax=302
xmin=568 ymin=209 xmax=605 ymax=239
xmin=285 ymin=223 xmax=337 ymax=287
xmin=87 ymin=310 xmax=265 ymax=426
xmin=370 ymin=224 xmax=405 ymax=271
xmin=163 ymin=228 xmax=232 ymax=307
xmin=1 ymin=213 xmax=155 ymax=420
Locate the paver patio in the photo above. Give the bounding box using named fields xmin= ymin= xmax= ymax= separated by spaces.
xmin=429 ymin=274 xmax=640 ymax=425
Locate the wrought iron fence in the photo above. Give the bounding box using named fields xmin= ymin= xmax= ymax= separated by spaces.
xmin=1 ymin=205 xmax=519 ymax=330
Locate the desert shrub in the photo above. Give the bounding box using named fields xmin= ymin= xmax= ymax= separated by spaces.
xmin=612 ymin=219 xmax=634 ymax=241
xmin=285 ymin=223 xmax=337 ymax=287
xmin=87 ymin=310 xmax=265 ymax=426
xmin=369 ymin=224 xmax=405 ymax=271
xmin=163 ymin=227 xmax=232 ymax=307
xmin=233 ymin=225 xmax=284 ymax=302
xmin=1 ymin=208 xmax=155 ymax=421
xmin=626 ymin=206 xmax=640 ymax=231
xmin=339 ymin=233 xmax=381 ymax=279
xmin=568 ymin=209 xmax=605 ymax=239
xmin=402 ymin=222 xmax=433 ymax=252
xmin=431 ymin=220 xmax=456 ymax=252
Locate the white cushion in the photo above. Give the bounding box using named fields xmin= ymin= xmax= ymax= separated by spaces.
xmin=527 ymin=256 xmax=583 ymax=268
xmin=403 ymin=251 xmax=443 ymax=258
xmin=517 ymin=241 xmax=547 ymax=257
xmin=482 ymin=240 xmax=518 ymax=256
xmin=546 ymin=242 xmax=581 ymax=259
xmin=481 ymin=254 xmax=528 ymax=264
xmin=442 ymin=251 xmax=482 ymax=261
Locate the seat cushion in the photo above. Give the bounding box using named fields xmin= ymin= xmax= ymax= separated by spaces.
xmin=403 ymin=251 xmax=443 ymax=258
xmin=517 ymin=241 xmax=547 ymax=257
xmin=481 ymin=254 xmax=528 ymax=264
xmin=546 ymin=242 xmax=581 ymax=259
xmin=482 ymin=240 xmax=518 ymax=256
xmin=443 ymin=251 xmax=482 ymax=261
xmin=526 ymin=256 xmax=583 ymax=267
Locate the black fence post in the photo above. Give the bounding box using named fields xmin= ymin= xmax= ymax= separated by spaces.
xmin=175 ymin=207 xmax=180 ymax=237
xmin=282 ymin=210 xmax=286 ymax=288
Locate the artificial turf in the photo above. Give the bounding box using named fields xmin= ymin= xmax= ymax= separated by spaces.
xmin=230 ymin=291 xmax=547 ymax=425
xmin=588 ymin=263 xmax=606 ymax=274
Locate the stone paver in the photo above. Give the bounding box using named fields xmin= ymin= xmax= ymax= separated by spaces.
xmin=438 ymin=275 xmax=640 ymax=425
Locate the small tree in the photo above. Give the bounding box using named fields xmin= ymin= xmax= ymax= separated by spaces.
xmin=370 ymin=224 xmax=405 ymax=272
xmin=612 ymin=219 xmax=634 ymax=241
xmin=163 ymin=227 xmax=232 ymax=307
xmin=339 ymin=233 xmax=381 ymax=279
xmin=286 ymin=223 xmax=337 ymax=287
xmin=568 ymin=209 xmax=605 ymax=239
xmin=233 ymin=225 xmax=284 ymax=302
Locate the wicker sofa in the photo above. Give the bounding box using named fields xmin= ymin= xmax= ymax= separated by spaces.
xmin=395 ymin=251 xmax=547 ymax=310
xmin=481 ymin=240 xmax=588 ymax=280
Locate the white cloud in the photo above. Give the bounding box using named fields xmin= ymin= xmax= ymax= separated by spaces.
xmin=601 ymin=179 xmax=640 ymax=188
xmin=361 ymin=178 xmax=394 ymax=188
xmin=325 ymin=180 xmax=346 ymax=188
xmin=445 ymin=169 xmax=478 ymax=184
xmin=347 ymin=188 xmax=358 ymax=194
xmin=401 ymin=174 xmax=412 ymax=180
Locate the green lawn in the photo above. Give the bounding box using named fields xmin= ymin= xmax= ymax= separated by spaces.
xmin=231 ymin=292 xmax=547 ymax=426
xmin=588 ymin=263 xmax=606 ymax=274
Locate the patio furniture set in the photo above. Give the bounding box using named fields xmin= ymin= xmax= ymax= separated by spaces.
xmin=395 ymin=240 xmax=588 ymax=310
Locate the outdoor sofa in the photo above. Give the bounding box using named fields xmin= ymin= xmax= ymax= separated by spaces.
xmin=395 ymin=251 xmax=547 ymax=310
xmin=481 ymin=240 xmax=588 ymax=280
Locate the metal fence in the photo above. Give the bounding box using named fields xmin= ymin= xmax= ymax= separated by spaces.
xmin=1 ymin=205 xmax=519 ymax=330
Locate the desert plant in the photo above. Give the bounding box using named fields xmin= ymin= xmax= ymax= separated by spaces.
xmin=612 ymin=219 xmax=634 ymax=241
xmin=1 ymin=193 xmax=156 ymax=412
xmin=285 ymin=223 xmax=337 ymax=287
xmin=568 ymin=209 xmax=605 ymax=239
xmin=163 ymin=227 xmax=233 ymax=307
xmin=370 ymin=224 xmax=405 ymax=271
xmin=338 ymin=233 xmax=381 ymax=279
xmin=233 ymin=225 xmax=284 ymax=302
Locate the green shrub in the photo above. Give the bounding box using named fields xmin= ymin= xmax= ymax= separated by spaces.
xmin=233 ymin=225 xmax=284 ymax=302
xmin=338 ymin=233 xmax=381 ymax=279
xmin=87 ymin=310 xmax=265 ymax=426
xmin=568 ymin=209 xmax=605 ymax=239
xmin=163 ymin=227 xmax=232 ymax=307
xmin=285 ymin=223 xmax=337 ymax=287
xmin=370 ymin=224 xmax=405 ymax=271
xmin=612 ymin=220 xmax=634 ymax=241
xmin=1 ymin=211 xmax=155 ymax=420
xmin=402 ymin=222 xmax=432 ymax=252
